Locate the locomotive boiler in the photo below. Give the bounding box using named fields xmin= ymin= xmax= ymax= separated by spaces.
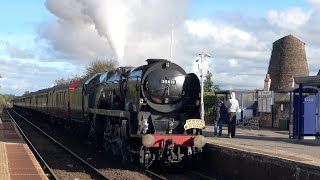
xmin=13 ymin=59 xmax=206 ymax=168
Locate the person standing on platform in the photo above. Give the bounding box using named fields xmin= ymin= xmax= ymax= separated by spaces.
xmin=225 ymin=92 xmax=240 ymax=138
xmin=219 ymin=97 xmax=227 ymax=136
xmin=213 ymin=96 xmax=222 ymax=136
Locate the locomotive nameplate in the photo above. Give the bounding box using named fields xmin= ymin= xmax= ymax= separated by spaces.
xmin=184 ymin=119 xmax=205 ymax=130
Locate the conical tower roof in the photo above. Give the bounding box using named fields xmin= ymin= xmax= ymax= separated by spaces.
xmin=273 ymin=34 xmax=305 ymax=45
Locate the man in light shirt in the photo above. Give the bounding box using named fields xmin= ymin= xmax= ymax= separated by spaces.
xmin=224 ymin=92 xmax=240 ymax=138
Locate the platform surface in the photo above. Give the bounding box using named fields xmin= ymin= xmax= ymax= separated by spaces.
xmin=203 ymin=125 xmax=320 ymax=167
xmin=0 ymin=112 xmax=48 ymax=180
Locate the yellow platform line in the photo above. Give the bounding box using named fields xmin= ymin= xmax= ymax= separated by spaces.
xmin=0 ymin=142 xmax=10 ymax=180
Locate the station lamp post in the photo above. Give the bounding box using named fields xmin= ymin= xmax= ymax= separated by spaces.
xmin=197 ymin=52 xmax=211 ymax=122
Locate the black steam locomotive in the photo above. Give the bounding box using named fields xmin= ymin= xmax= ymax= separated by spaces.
xmin=13 ymin=59 xmax=206 ymax=167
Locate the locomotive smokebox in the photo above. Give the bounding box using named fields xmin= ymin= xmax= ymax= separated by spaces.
xmin=267 ymin=34 xmax=309 ymax=92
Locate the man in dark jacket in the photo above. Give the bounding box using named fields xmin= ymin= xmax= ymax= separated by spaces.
xmin=213 ymin=96 xmax=223 ymax=136
xmin=219 ymin=97 xmax=227 ymax=136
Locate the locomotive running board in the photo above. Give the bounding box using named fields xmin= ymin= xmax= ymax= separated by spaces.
xmin=88 ymin=108 xmax=130 ymax=118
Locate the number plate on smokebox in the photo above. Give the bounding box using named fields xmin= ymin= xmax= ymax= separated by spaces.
xmin=184 ymin=119 xmax=205 ymax=130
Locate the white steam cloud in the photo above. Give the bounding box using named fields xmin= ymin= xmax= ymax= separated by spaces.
xmin=80 ymin=1 xmax=128 ymax=62
xmin=44 ymin=0 xmax=190 ymax=66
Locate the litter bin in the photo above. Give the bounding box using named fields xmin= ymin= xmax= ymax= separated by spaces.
xmin=279 ymin=119 xmax=288 ymax=130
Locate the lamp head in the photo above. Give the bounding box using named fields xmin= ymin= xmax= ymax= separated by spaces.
xmin=198 ymin=52 xmax=211 ymax=57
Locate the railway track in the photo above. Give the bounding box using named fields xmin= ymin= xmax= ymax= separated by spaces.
xmin=8 ymin=107 xmax=215 ymax=180
xmin=7 ymin=108 xmax=109 ymax=180
xmin=145 ymin=168 xmax=215 ymax=180
xmin=145 ymin=163 xmax=216 ymax=180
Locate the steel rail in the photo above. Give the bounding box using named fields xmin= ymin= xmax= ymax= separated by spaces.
xmin=144 ymin=169 xmax=167 ymax=180
xmin=8 ymin=108 xmax=110 ymax=180
xmin=188 ymin=170 xmax=216 ymax=180
xmin=177 ymin=165 xmax=216 ymax=180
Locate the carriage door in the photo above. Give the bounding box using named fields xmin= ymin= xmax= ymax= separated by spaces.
xmin=46 ymin=94 xmax=48 ymax=113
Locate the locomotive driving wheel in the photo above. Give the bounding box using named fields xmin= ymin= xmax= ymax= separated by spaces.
xmin=140 ymin=146 xmax=153 ymax=168
xmin=102 ymin=118 xmax=123 ymax=155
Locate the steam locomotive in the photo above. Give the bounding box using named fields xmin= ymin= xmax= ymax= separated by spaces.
xmin=12 ymin=59 xmax=206 ymax=167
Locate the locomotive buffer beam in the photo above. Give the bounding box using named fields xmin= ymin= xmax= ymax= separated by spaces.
xmin=89 ymin=108 xmax=130 ymax=119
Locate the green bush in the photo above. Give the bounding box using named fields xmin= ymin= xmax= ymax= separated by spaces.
xmin=0 ymin=94 xmax=14 ymax=110
xmin=204 ymin=92 xmax=215 ymax=115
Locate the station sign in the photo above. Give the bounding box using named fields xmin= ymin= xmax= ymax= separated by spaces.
xmin=258 ymin=91 xmax=274 ymax=112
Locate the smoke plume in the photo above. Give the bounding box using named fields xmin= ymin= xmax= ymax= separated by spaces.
xmin=43 ymin=0 xmax=190 ymax=65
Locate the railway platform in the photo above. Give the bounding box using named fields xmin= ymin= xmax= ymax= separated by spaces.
xmin=202 ymin=125 xmax=320 ymax=179
xmin=0 ymin=112 xmax=48 ymax=180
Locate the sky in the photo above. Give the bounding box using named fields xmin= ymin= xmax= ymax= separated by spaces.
xmin=0 ymin=0 xmax=320 ymax=95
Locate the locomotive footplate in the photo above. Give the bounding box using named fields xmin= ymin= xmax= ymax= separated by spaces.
xmin=89 ymin=108 xmax=130 ymax=118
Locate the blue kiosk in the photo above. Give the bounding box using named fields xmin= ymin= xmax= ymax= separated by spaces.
xmin=291 ymin=75 xmax=320 ymax=140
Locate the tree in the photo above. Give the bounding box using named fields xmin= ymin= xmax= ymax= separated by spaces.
xmin=53 ymin=59 xmax=118 ymax=86
xmin=84 ymin=59 xmax=118 ymax=79
xmin=54 ymin=78 xmax=69 ymax=85
xmin=23 ymin=91 xmax=30 ymax=95
xmin=0 ymin=94 xmax=14 ymax=110
xmin=204 ymin=71 xmax=214 ymax=92
xmin=212 ymin=84 xmax=221 ymax=91
xmin=204 ymin=70 xmax=220 ymax=92
xmin=54 ymin=75 xmax=82 ymax=86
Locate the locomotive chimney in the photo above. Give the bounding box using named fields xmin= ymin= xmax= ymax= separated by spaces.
xmin=146 ymin=59 xmax=169 ymax=65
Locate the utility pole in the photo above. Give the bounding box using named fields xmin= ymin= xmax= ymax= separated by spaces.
xmin=169 ymin=24 xmax=173 ymax=62
xmin=198 ymin=52 xmax=211 ymax=122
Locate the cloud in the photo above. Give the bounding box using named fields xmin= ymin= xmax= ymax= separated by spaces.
xmin=228 ymin=59 xmax=238 ymax=67
xmin=306 ymin=0 xmax=320 ymax=9
xmin=0 ymin=56 xmax=80 ymax=95
xmin=5 ymin=43 xmax=34 ymax=59
xmin=184 ymin=18 xmax=269 ymax=59
xmin=186 ymin=19 xmax=252 ymax=45
xmin=267 ymin=7 xmax=312 ymax=30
